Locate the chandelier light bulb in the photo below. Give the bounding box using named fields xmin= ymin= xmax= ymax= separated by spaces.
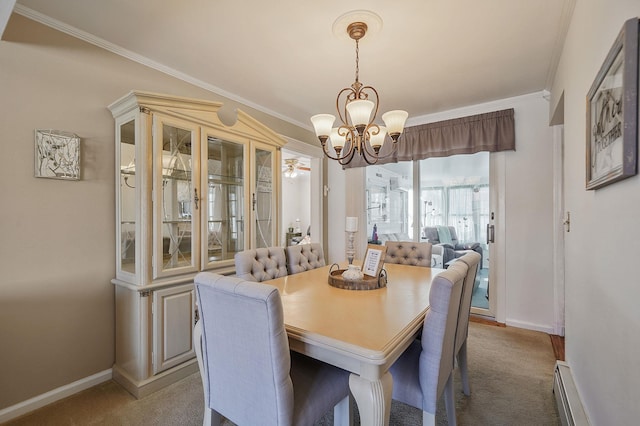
xmin=310 ymin=114 xmax=335 ymax=139
xmin=368 ymin=125 xmax=387 ymax=151
xmin=330 ymin=128 xmax=347 ymax=150
xmin=382 ymin=110 xmax=409 ymax=139
xmin=346 ymin=99 xmax=375 ymax=129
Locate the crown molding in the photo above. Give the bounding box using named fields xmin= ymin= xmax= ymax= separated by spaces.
xmin=13 ymin=4 xmax=310 ymax=131
xmin=544 ymin=0 xmax=576 ymax=91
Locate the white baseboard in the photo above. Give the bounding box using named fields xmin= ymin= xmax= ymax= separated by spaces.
xmin=0 ymin=369 xmax=112 ymax=423
xmin=505 ymin=319 xmax=554 ymax=334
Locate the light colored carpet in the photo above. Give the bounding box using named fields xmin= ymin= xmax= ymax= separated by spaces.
xmin=4 ymin=322 xmax=559 ymax=425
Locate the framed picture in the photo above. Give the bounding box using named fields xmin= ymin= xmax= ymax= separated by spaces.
xmin=362 ymin=244 xmax=386 ymax=277
xmin=34 ymin=129 xmax=81 ymax=180
xmin=586 ymin=17 xmax=638 ymax=190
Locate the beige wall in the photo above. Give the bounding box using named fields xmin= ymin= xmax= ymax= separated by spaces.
xmin=0 ymin=13 xmax=314 ymax=409
xmin=550 ymin=0 xmax=640 ymax=424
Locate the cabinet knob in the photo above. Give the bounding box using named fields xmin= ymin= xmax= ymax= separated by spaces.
xmin=194 ymin=188 xmax=200 ymax=210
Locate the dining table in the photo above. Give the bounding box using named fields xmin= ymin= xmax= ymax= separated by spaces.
xmin=264 ymin=262 xmax=444 ymax=426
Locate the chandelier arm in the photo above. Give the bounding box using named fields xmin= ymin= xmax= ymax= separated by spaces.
xmin=320 ymin=139 xmax=355 ymax=162
xmin=359 ymin=123 xmax=384 ymax=159
xmin=360 ymin=85 xmax=380 ymax=120
xmin=365 ymin=140 xmax=399 ymax=161
xmin=338 ymin=143 xmax=359 ymax=166
xmin=360 ymin=147 xmax=378 ymax=165
xmin=336 ymin=87 xmax=357 ymax=126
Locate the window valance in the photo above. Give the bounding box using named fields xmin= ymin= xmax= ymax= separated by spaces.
xmin=344 ymin=108 xmax=515 ymax=168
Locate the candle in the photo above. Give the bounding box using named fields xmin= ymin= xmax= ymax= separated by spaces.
xmin=346 ymin=216 xmax=358 ymax=232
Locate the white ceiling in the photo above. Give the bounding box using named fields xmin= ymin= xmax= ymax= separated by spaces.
xmin=12 ymin=1 xmax=573 ymax=131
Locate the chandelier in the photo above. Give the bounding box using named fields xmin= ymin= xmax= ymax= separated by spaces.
xmin=311 ymin=17 xmax=408 ymax=165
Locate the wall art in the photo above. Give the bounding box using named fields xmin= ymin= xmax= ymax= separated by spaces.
xmin=34 ymin=129 xmax=81 ymax=180
xmin=586 ymin=18 xmax=638 ymax=190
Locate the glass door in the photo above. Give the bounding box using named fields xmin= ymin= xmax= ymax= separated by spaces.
xmin=153 ymin=115 xmax=200 ymax=278
xmin=252 ymin=142 xmax=277 ymax=248
xmin=203 ymin=135 xmax=246 ymax=268
xmin=419 ymin=152 xmax=490 ymax=311
xmin=117 ymin=116 xmax=137 ymax=278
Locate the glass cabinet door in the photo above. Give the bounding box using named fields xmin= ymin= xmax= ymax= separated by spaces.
xmin=118 ymin=118 xmax=137 ymax=276
xmin=204 ymin=135 xmax=245 ymax=267
xmin=253 ymin=144 xmax=276 ymax=248
xmin=154 ymin=116 xmax=199 ymax=277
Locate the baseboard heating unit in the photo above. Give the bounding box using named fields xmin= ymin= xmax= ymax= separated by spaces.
xmin=553 ymin=361 xmax=589 ymax=426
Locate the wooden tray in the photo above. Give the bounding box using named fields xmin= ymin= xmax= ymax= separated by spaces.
xmin=327 ymin=265 xmax=387 ymax=290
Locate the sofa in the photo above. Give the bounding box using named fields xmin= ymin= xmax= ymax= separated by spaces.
xmin=422 ymin=226 xmax=483 ymax=267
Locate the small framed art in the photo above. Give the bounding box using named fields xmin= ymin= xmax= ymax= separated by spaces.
xmin=34 ymin=129 xmax=81 ymax=180
xmin=586 ymin=17 xmax=638 ymax=190
xmin=362 ymin=244 xmax=387 ymax=277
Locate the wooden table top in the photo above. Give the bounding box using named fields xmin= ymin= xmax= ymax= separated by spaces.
xmin=265 ymin=263 xmax=443 ymax=364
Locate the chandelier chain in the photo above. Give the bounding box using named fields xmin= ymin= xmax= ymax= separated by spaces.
xmin=355 ymin=39 xmax=360 ymax=84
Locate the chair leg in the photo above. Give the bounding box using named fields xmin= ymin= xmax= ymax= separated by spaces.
xmin=194 ymin=321 xmax=221 ymax=426
xmin=444 ymin=373 xmax=457 ymax=426
xmin=203 ymin=408 xmax=224 ymax=426
xmin=333 ymin=394 xmax=354 ymax=426
xmin=422 ymin=410 xmax=436 ymax=426
xmin=458 ymin=340 xmax=471 ymax=396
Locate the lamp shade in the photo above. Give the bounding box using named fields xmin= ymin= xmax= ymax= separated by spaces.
xmin=330 ymin=128 xmax=347 ymax=149
xmin=368 ymin=125 xmax=387 ymax=149
xmin=346 ymin=100 xmax=374 ymax=127
xmin=310 ymin=114 xmax=335 ymax=138
xmin=382 ymin=110 xmax=409 ymax=135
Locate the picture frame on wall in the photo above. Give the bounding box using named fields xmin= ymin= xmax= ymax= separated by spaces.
xmin=34 ymin=129 xmax=81 ymax=180
xmin=585 ymin=17 xmax=638 ymax=190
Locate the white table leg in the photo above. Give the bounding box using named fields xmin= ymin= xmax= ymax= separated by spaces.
xmin=349 ymin=372 xmax=392 ymax=426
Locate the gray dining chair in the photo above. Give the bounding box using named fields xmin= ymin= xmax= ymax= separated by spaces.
xmin=234 ymin=247 xmax=288 ymax=282
xmin=193 ymin=272 xmax=351 ymax=426
xmin=285 ymin=243 xmax=326 ymax=275
xmin=384 ymin=241 xmax=433 ymax=267
xmin=455 ymin=251 xmax=482 ymax=396
xmin=389 ymin=261 xmax=468 ymax=426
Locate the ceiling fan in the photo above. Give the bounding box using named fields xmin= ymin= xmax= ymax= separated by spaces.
xmin=283 ymin=158 xmax=310 ymax=178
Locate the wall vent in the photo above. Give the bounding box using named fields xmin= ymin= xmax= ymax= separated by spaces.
xmin=553 ymin=361 xmax=589 ymax=426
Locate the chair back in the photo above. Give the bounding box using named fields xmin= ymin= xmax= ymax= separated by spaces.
xmin=384 ymin=241 xmax=433 ymax=267
xmin=455 ymin=251 xmax=482 ymax=353
xmin=194 ymin=272 xmax=294 ymax=425
xmin=419 ymin=261 xmax=467 ymax=413
xmin=234 ymin=247 xmax=288 ymax=282
xmin=285 ymin=243 xmax=325 ymax=274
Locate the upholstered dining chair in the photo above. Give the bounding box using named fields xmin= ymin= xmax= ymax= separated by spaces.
xmin=285 ymin=243 xmax=326 ymax=275
xmin=193 ymin=272 xmax=351 ymax=426
xmin=389 ymin=261 xmax=468 ymax=426
xmin=454 ymin=251 xmax=482 ymax=396
xmin=234 ymin=247 xmax=288 ymax=282
xmin=384 ymin=241 xmax=433 ymax=267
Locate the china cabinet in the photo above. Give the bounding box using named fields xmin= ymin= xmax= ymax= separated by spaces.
xmin=109 ymin=91 xmax=284 ymax=397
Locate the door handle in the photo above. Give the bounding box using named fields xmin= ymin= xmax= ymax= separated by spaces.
xmin=486 ymin=224 xmax=495 ymax=243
